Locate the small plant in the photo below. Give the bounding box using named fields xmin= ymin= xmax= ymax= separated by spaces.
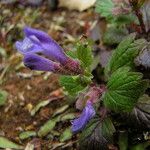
xmin=15 ymin=0 xmax=150 ymax=149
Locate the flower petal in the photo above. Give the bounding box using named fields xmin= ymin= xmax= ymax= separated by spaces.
xmin=24 ymin=26 xmax=53 ymax=43
xmin=15 ymin=36 xmax=43 ymax=54
xmin=23 ymin=53 xmax=59 ymax=72
xmin=71 ymin=101 xmax=95 ymax=133
xmin=24 ymin=26 xmax=67 ymax=63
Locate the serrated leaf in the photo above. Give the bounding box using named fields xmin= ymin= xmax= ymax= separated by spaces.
xmin=59 ymin=128 xmax=72 ymax=142
xmin=0 ymin=90 xmax=8 ymax=106
xmin=60 ymin=76 xmax=85 ymax=96
xmin=105 ymin=34 xmax=146 ymax=77
xmin=125 ymin=94 xmax=150 ymax=129
xmin=79 ymin=117 xmax=115 ymax=150
xmin=95 ymin=0 xmax=114 ymax=20
xmin=103 ymin=67 xmax=149 ymax=112
xmin=0 ymin=136 xmax=23 ymax=149
xmin=103 ymin=26 xmax=128 ymax=45
xmin=76 ymin=41 xmax=93 ymax=69
xmin=95 ymin=0 xmax=136 ymax=25
xmin=102 ymin=118 xmax=116 ymax=140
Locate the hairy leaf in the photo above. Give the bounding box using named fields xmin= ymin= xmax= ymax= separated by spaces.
xmin=76 ymin=41 xmax=93 ymax=69
xmin=79 ymin=117 xmax=115 ymax=150
xmin=103 ymin=67 xmax=148 ymax=112
xmin=60 ymin=76 xmax=85 ymax=96
xmin=105 ymin=34 xmax=146 ymax=78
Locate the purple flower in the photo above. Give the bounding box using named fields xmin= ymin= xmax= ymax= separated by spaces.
xmin=23 ymin=53 xmax=60 ymax=72
xmin=16 ymin=27 xmax=82 ymax=75
xmin=16 ymin=26 xmax=67 ymax=64
xmin=71 ymin=101 xmax=96 ymax=133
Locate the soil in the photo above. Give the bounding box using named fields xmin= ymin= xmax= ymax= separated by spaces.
xmin=0 ymin=2 xmax=96 ymax=149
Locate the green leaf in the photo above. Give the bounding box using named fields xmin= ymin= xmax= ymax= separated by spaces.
xmin=38 ymin=117 xmax=59 ymax=137
xmin=59 ymin=128 xmax=72 ymax=142
xmin=0 ymin=47 xmax=7 ymax=58
xmin=52 ymin=105 xmax=69 ymax=117
xmin=103 ymin=26 xmax=128 ymax=45
xmin=118 ymin=132 xmax=128 ymax=150
xmin=0 ymin=136 xmax=23 ymax=149
xmin=76 ymin=40 xmax=93 ymax=69
xmin=103 ymin=67 xmax=149 ymax=112
xmin=115 ymin=14 xmax=138 ymax=25
xmin=95 ymin=0 xmax=114 ymax=20
xmin=130 ymin=142 xmax=150 ymax=150
xmin=95 ymin=0 xmax=137 ymax=25
xmin=30 ymin=100 xmax=51 ymax=116
xmin=66 ymin=50 xmax=77 ymax=59
xmin=0 ymin=90 xmax=8 ymax=106
xmin=60 ymin=76 xmax=85 ymax=96
xmin=105 ymin=34 xmax=146 ymax=78
xmin=102 ymin=118 xmax=116 ymax=140
xmin=60 ymin=113 xmax=75 ymax=121
xmin=19 ymin=131 xmax=36 ymax=140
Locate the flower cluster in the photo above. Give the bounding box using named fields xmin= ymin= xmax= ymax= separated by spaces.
xmin=16 ymin=27 xmax=82 ymax=75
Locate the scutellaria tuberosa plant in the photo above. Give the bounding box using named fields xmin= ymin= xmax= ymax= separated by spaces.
xmin=15 ymin=0 xmax=150 ymax=149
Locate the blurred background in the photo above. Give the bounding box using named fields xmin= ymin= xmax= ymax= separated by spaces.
xmin=0 ymin=0 xmax=101 ymax=149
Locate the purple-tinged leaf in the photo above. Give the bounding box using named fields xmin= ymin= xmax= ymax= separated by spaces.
xmin=79 ymin=117 xmax=115 ymax=150
xmin=135 ymin=43 xmax=150 ymax=69
xmin=76 ymin=85 xmax=104 ymax=110
xmin=127 ymin=94 xmax=150 ymax=129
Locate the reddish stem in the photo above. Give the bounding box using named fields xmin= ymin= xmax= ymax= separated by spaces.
xmin=129 ymin=0 xmax=146 ymax=34
xmin=134 ymin=9 xmax=146 ymax=34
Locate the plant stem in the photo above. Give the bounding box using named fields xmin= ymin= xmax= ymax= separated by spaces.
xmin=135 ymin=9 xmax=146 ymax=34
xmin=129 ymin=0 xmax=146 ymax=34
